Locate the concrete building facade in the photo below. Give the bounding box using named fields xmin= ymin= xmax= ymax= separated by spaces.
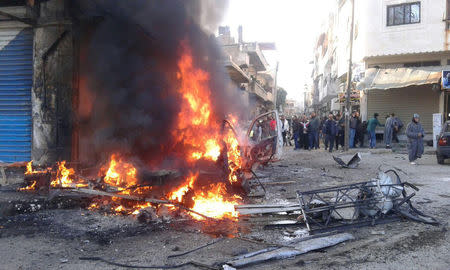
xmin=311 ymin=0 xmax=450 ymax=140
xmin=217 ymin=26 xmax=276 ymax=120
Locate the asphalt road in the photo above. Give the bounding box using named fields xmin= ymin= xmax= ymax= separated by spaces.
xmin=0 ymin=147 xmax=448 ymax=270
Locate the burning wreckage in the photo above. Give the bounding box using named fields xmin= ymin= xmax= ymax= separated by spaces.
xmin=18 ymin=45 xmax=284 ymax=222
xmin=20 ymin=115 xmax=282 ymax=222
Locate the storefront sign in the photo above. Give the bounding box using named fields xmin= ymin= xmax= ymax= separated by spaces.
xmin=338 ymin=91 xmax=360 ymax=104
xmin=442 ymin=71 xmax=450 ymax=89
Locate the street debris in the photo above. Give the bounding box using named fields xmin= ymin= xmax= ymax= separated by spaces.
xmin=237 ymin=170 xmax=438 ymax=234
xmin=333 ymin=152 xmax=362 ymax=168
xmin=225 ymin=233 xmax=354 ymax=268
xmin=235 ymin=204 xmax=301 ymax=215
xmin=79 ymin=256 xmax=217 ymax=270
xmin=297 ymin=170 xmax=439 ymax=232
xmin=167 ymin=238 xmax=225 ymax=258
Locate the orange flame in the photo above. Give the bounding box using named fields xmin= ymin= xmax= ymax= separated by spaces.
xmin=190 ymin=183 xmax=241 ymax=220
xmin=169 ymin=173 xmax=197 ymax=203
xmin=174 ymin=44 xmax=223 ymax=163
xmin=19 ymin=180 xmax=36 ymax=191
xmin=24 ymin=161 xmax=48 ymax=175
xmin=50 ymin=161 xmax=76 ymax=187
xmin=102 ymin=154 xmax=138 ymax=189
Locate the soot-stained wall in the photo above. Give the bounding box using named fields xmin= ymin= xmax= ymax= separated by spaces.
xmin=32 ymin=0 xmax=74 ymax=164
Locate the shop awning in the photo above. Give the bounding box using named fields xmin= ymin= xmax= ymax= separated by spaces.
xmin=356 ymin=66 xmax=444 ymax=91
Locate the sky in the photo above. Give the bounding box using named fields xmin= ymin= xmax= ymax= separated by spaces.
xmin=221 ymin=0 xmax=333 ymax=105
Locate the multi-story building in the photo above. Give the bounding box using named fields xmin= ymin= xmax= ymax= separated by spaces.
xmin=356 ymin=0 xmax=449 ymax=138
xmin=312 ymin=0 xmax=450 ymax=140
xmin=217 ymin=26 xmax=276 ymax=119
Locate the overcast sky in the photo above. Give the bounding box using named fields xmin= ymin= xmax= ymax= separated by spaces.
xmin=221 ymin=0 xmax=333 ymax=104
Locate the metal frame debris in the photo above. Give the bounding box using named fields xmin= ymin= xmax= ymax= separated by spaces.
xmin=297 ymin=170 xmax=439 ymax=233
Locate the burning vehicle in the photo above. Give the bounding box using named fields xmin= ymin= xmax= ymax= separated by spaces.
xmin=18 ymin=0 xmax=283 ymax=221
xmin=21 ymin=111 xmax=282 ymax=221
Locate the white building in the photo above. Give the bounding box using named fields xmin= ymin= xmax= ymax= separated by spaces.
xmin=313 ymin=0 xmax=450 ymax=138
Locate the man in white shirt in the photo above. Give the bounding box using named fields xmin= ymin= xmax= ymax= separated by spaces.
xmin=281 ymin=115 xmax=290 ymax=146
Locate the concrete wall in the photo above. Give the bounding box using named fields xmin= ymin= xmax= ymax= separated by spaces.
xmin=361 ymin=0 xmax=447 ymax=58
xmin=32 ymin=0 xmax=74 ymax=164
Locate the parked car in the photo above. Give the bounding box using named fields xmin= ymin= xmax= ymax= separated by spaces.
xmin=436 ymin=121 xmax=450 ymax=164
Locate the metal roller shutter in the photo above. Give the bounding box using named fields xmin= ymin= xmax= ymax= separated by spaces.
xmin=0 ymin=28 xmax=33 ymax=162
xmin=367 ymin=85 xmax=440 ymax=133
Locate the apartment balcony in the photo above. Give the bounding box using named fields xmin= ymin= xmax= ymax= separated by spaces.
xmin=249 ymin=80 xmax=273 ymax=104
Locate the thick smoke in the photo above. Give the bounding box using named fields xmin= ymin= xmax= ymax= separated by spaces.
xmin=74 ymin=0 xmax=245 ymax=168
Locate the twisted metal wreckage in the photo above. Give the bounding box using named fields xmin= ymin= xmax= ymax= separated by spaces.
xmin=296 ymin=169 xmax=439 ymax=233
xmin=239 ymin=169 xmax=438 ymax=231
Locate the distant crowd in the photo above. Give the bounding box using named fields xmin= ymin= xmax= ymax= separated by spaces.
xmin=278 ymin=111 xmax=425 ymax=164
xmin=279 ymin=111 xmax=405 ymax=153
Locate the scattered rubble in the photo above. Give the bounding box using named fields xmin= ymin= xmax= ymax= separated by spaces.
xmin=226 ymin=233 xmax=354 ymax=268
xmin=333 ymin=152 xmax=362 ymax=168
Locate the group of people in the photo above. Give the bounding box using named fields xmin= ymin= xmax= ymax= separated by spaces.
xmin=283 ymin=111 xmax=425 ymax=164
xmin=289 ymin=112 xmax=347 ymax=152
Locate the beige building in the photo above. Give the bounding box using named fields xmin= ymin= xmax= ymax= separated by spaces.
xmin=217 ymin=26 xmax=276 ymax=119
xmin=312 ymin=0 xmax=450 ymax=140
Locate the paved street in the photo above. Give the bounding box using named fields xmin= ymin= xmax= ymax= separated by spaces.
xmin=1 ymin=147 xmax=448 ymax=270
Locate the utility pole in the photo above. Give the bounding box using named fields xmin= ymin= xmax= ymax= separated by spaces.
xmin=273 ymin=61 xmax=279 ymax=111
xmin=344 ymin=0 xmax=355 ymax=151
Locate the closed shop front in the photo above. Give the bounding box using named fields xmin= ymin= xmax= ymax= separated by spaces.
xmin=0 ymin=28 xmax=33 ymax=162
xmin=367 ymin=85 xmax=440 ymax=134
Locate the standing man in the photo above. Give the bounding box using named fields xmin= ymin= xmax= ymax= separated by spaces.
xmin=292 ymin=115 xmax=301 ymax=150
xmin=349 ymin=111 xmax=359 ymax=148
xmin=360 ymin=118 xmax=368 ymax=148
xmin=392 ymin=113 xmax=403 ymax=143
xmin=280 ymin=115 xmax=289 ymax=146
xmin=384 ymin=114 xmax=395 ymax=148
xmin=319 ymin=116 xmax=326 ymax=149
xmin=336 ymin=113 xmax=345 ymax=150
xmin=367 ymin=113 xmax=383 ymax=149
xmin=406 ymin=114 xmax=424 ymax=165
xmin=269 ymin=116 xmax=276 ymax=136
xmin=323 ymin=113 xmax=337 ymax=153
xmin=308 ymin=112 xmax=320 ymax=150
xmin=300 ymin=115 xmax=309 ymax=150
xmin=355 ymin=111 xmax=365 ymax=147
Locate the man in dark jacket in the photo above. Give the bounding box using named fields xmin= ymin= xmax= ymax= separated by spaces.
xmin=292 ymin=115 xmax=301 ymax=150
xmin=406 ymin=113 xmax=424 ymax=165
xmin=392 ymin=113 xmax=403 ymax=143
xmin=336 ymin=113 xmax=345 ymax=150
xmin=349 ymin=111 xmax=359 ymax=148
xmin=308 ymin=112 xmax=320 ymax=150
xmin=323 ymin=113 xmax=337 ymax=153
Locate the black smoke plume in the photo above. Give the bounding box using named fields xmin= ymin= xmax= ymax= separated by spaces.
xmin=72 ymin=0 xmax=246 ymax=169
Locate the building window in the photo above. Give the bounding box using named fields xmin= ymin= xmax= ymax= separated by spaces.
xmin=0 ymin=0 xmax=26 ymax=7
xmin=387 ymin=2 xmax=420 ymax=26
xmin=404 ymin=61 xmax=441 ymax=67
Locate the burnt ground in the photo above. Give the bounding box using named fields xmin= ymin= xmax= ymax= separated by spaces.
xmin=0 ymin=147 xmax=449 ymax=270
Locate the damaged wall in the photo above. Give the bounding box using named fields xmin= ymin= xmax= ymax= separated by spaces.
xmin=32 ymin=0 xmax=74 ymax=164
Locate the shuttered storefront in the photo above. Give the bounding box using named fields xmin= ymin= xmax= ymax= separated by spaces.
xmin=367 ymin=85 xmax=440 ymax=133
xmin=0 ymin=28 xmax=33 ymax=162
